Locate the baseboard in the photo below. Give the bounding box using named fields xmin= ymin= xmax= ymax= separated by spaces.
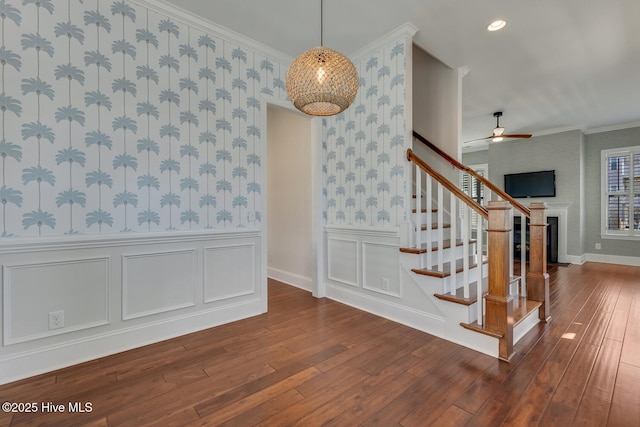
xmin=562 ymin=254 xmax=586 ymax=265
xmin=326 ymin=283 xmax=446 ymax=337
xmin=326 ymin=283 xmax=500 ymax=358
xmin=268 ymin=267 xmax=313 ymax=292
xmin=0 ymin=298 xmax=262 ymax=385
xmin=584 ymin=253 xmax=640 ymax=267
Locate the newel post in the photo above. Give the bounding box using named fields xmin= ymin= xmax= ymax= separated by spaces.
xmin=526 ymin=202 xmax=551 ymax=322
xmin=486 ymin=200 xmax=514 ymax=362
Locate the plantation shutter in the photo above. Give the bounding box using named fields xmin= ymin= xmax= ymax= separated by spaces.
xmin=461 ymin=169 xmax=485 ymax=228
xmin=604 ymin=150 xmax=639 ymax=234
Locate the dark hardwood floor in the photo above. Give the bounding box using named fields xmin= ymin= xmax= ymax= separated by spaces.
xmin=1 ymin=262 xmax=639 ymax=426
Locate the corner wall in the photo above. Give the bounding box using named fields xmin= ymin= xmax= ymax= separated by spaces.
xmin=321 ymin=25 xmax=459 ymax=343
xmin=0 ymin=0 xmax=290 ymax=384
xmin=411 ymin=45 xmax=461 ymax=181
xmin=462 ymin=126 xmax=640 ymax=265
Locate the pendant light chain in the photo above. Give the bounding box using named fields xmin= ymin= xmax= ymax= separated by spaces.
xmin=320 ymin=0 xmax=323 ymax=46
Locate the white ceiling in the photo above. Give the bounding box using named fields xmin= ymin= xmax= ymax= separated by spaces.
xmin=164 ymin=0 xmax=640 ymax=148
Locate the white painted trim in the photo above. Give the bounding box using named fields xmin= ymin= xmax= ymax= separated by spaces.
xmin=0 ymin=229 xmax=260 ymax=254
xmin=121 ymin=249 xmax=197 ymax=320
xmin=3 ymin=257 xmax=111 ymax=345
xmin=402 ymin=32 xmax=415 ymax=249
xmin=543 ymin=202 xmax=571 ymax=264
xmin=327 ymin=237 xmax=359 ymax=288
xmin=204 ymin=243 xmax=257 ymax=303
xmin=130 ymin=0 xmax=292 ymax=65
xmin=600 ymin=146 xmax=640 ymax=240
xmin=262 ymin=94 xmax=323 ymax=299
xmin=584 ymin=253 xmax=640 ymax=267
xmin=514 ymin=310 xmax=541 ymax=344
xmin=325 ymin=225 xmax=400 ymax=238
xmin=0 ymin=298 xmax=262 ymax=385
xmin=563 ymin=254 xmax=586 ymax=265
xmin=311 ymin=117 xmax=326 ymax=298
xmin=361 ymin=241 xmax=402 ymax=298
xmin=585 ymin=120 xmax=640 ymax=135
xmin=326 ymin=283 xmax=445 ymax=334
xmin=268 ymin=267 xmax=313 ymax=292
xmin=349 ymin=22 xmax=419 ymax=63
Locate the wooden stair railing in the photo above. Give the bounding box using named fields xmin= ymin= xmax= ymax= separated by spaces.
xmin=413 ymin=130 xmax=533 ymax=295
xmin=411 ymin=132 xmax=550 ymax=319
xmin=412 ymin=131 xmax=530 ymax=216
xmin=407 ymin=141 xmax=550 ymax=361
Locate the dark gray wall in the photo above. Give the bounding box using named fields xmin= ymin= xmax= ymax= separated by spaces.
xmin=491 ymin=131 xmax=583 ymax=257
xmin=463 ymin=127 xmax=640 ymax=261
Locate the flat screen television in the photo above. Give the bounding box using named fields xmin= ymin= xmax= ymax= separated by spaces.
xmin=504 ymin=170 xmax=556 ymax=198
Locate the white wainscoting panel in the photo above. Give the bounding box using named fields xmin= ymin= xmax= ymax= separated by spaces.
xmin=0 ymin=229 xmax=264 ymax=385
xmin=327 ymin=237 xmax=358 ymax=287
xmin=204 ymin=243 xmax=256 ymax=303
xmin=122 ymin=250 xmax=196 ymax=320
xmin=362 ymin=241 xmax=401 ymax=297
xmin=3 ymin=258 xmax=109 ymax=345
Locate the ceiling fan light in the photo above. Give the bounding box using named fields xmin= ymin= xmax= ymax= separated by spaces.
xmin=492 ymin=136 xmax=504 ymax=142
xmin=487 ymin=20 xmax=506 ymax=32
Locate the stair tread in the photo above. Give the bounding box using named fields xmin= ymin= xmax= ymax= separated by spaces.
xmin=435 ymin=285 xmax=480 ymax=306
xmin=460 ymin=321 xmax=504 ymax=339
xmin=460 ymin=297 xmax=543 ymax=338
xmin=514 ymin=298 xmax=543 ymax=326
xmin=419 ymin=223 xmax=451 ymax=231
xmin=433 ymin=276 xmax=522 ymax=306
xmin=399 ymin=239 xmax=477 ymax=254
xmin=412 ymin=208 xmax=438 ymax=213
xmin=411 ymin=256 xmax=488 ymax=278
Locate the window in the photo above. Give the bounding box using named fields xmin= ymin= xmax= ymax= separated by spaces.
xmin=601 ymin=146 xmax=640 ymax=238
xmin=461 ymin=164 xmax=487 ymax=228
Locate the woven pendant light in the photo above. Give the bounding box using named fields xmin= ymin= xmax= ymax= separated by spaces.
xmin=285 ymin=1 xmax=359 ymax=116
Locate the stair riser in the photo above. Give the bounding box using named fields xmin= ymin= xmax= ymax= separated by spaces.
xmin=412 ymin=212 xmax=437 ymax=224
xmin=420 ymin=228 xmax=451 ymax=242
xmin=442 ymin=266 xmax=486 ymax=292
xmin=418 ymin=245 xmax=477 ymax=268
xmin=444 ymin=302 xmax=480 ymax=324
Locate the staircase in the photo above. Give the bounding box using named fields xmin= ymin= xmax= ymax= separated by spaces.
xmin=401 ymin=132 xmax=551 ymax=361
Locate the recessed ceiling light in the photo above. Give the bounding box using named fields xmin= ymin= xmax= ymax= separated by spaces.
xmin=487 ymin=20 xmax=506 ymax=32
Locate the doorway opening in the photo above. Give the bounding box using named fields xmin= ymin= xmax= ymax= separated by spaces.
xmin=266 ymin=105 xmax=316 ymax=294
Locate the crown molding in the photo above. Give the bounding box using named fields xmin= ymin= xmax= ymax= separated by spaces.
xmin=584 ymin=120 xmax=640 ymax=135
xmin=130 ymin=0 xmax=294 ymax=65
xmin=349 ymin=22 xmax=418 ymax=64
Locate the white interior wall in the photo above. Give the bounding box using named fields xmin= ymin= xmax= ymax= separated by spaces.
xmin=266 ymin=106 xmax=314 ymax=291
xmin=412 ymin=44 xmax=462 ymax=182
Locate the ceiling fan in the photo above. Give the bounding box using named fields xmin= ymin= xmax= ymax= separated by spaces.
xmin=465 ymin=111 xmax=532 ymax=143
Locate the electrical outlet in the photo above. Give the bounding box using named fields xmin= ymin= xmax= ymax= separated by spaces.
xmin=595 ymin=243 xmax=601 ymax=250
xmin=49 ymin=310 xmax=64 ymax=330
xmin=247 ymin=211 xmax=255 ymax=222
xmin=382 ymin=278 xmax=390 ymax=291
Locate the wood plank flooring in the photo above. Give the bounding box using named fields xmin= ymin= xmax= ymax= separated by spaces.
xmin=1 ymin=262 xmax=639 ymax=426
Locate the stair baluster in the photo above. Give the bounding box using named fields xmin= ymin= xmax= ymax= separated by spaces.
xmin=415 ymin=164 xmax=422 ymax=252
xmin=476 ymin=212 xmax=484 ymax=326
xmin=426 ymin=174 xmax=432 ymax=269
xmin=449 ymin=193 xmax=457 ymax=294
xmin=437 ymin=184 xmax=444 ymax=272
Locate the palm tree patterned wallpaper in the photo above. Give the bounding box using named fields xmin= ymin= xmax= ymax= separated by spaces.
xmin=0 ymin=0 xmax=290 ymax=237
xmin=0 ymin=0 xmax=409 ymax=238
xmin=323 ymin=40 xmax=407 ymax=227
